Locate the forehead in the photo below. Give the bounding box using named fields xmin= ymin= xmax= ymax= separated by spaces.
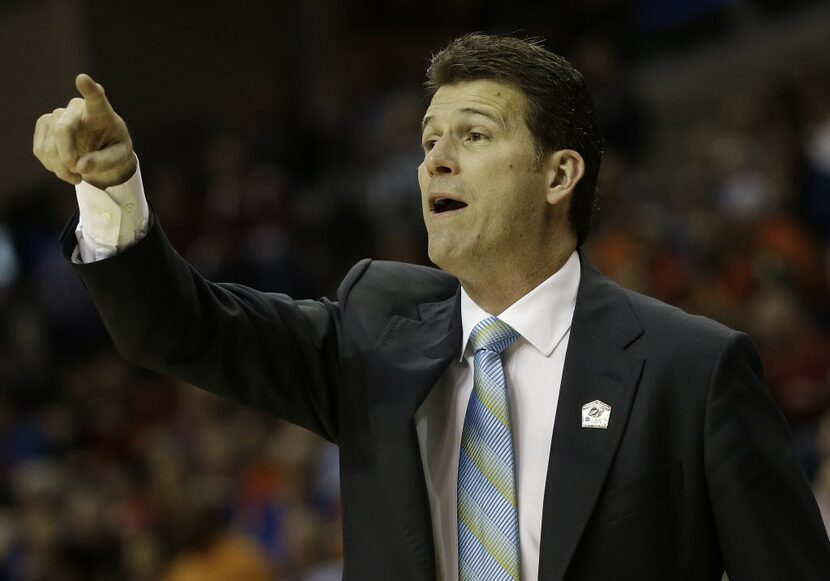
xmin=423 ymin=79 xmax=526 ymax=129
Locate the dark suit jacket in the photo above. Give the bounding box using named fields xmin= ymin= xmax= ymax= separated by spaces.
xmin=61 ymin=211 xmax=830 ymax=580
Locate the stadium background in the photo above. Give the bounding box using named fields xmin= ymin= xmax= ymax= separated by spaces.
xmin=1 ymin=0 xmax=829 ymax=578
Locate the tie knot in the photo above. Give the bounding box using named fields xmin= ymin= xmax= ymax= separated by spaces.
xmin=469 ymin=316 xmax=519 ymax=355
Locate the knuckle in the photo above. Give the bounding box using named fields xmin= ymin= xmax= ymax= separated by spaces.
xmin=39 ymin=159 xmax=53 ymax=172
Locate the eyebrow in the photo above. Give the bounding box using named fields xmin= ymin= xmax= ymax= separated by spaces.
xmin=421 ymin=107 xmax=506 ymax=133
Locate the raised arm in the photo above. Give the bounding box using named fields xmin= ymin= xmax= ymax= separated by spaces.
xmin=34 ymin=74 xmax=147 ymax=263
xmin=35 ymin=75 xmax=351 ymax=444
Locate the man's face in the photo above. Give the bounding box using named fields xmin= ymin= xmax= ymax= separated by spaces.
xmin=418 ymin=79 xmax=552 ymax=279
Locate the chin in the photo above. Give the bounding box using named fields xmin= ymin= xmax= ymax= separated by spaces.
xmin=427 ymin=249 xmax=448 ymax=271
xmin=427 ymin=243 xmax=449 ymax=269
xmin=427 ymin=244 xmax=465 ymax=277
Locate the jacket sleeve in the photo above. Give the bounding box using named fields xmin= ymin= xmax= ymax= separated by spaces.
xmin=704 ymin=331 xmax=830 ymax=579
xmin=60 ymin=209 xmax=368 ymax=444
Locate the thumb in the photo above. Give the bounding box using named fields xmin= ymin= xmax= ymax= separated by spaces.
xmin=76 ymin=142 xmax=133 ymax=177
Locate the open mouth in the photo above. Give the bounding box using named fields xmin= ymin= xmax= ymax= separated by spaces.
xmin=432 ymin=198 xmax=468 ymax=214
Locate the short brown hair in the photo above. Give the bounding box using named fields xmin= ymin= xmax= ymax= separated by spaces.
xmin=425 ymin=33 xmax=602 ymax=247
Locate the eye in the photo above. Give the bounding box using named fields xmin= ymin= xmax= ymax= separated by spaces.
xmin=422 ymin=138 xmax=437 ymax=152
xmin=466 ymin=131 xmax=487 ymax=142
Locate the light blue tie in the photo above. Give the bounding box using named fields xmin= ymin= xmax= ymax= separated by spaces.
xmin=458 ymin=316 xmax=521 ymax=581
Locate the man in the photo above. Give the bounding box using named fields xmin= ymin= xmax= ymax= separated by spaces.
xmin=34 ymin=34 xmax=830 ymax=580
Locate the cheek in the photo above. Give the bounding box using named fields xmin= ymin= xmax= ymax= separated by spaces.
xmin=484 ymin=168 xmax=543 ymax=221
xmin=418 ymin=168 xmax=431 ymax=213
xmin=417 ymin=163 xmax=428 ymax=190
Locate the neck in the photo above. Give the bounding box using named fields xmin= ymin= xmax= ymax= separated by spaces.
xmin=459 ymin=245 xmax=576 ymax=315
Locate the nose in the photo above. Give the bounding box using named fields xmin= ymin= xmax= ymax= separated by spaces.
xmin=424 ymin=137 xmax=459 ymax=177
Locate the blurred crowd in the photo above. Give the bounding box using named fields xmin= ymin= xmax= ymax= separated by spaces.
xmin=2 ymin=14 xmax=830 ymax=581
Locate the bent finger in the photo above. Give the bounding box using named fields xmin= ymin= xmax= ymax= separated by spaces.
xmin=34 ymin=118 xmax=59 ymax=173
xmin=53 ymin=106 xmax=83 ymax=170
xmin=33 ymin=114 xmax=51 ymax=157
xmin=54 ymin=166 xmax=82 ymax=185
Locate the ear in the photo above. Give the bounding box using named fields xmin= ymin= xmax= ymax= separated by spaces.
xmin=544 ymin=149 xmax=585 ymax=206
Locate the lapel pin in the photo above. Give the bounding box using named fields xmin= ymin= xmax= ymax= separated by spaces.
xmin=582 ymin=400 xmax=611 ymax=429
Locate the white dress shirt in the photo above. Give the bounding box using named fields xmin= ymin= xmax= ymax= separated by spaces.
xmin=73 ymin=163 xmax=581 ymax=580
xmin=415 ymin=251 xmax=580 ymax=581
xmin=72 ymin=157 xmax=149 ymax=264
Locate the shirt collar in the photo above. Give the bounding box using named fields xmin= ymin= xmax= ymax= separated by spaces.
xmin=458 ymin=250 xmax=581 ymax=362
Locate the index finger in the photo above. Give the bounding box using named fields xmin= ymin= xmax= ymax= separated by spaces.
xmin=75 ymin=73 xmax=113 ymax=114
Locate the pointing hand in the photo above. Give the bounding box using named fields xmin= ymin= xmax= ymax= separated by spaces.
xmin=33 ymin=74 xmax=136 ymax=189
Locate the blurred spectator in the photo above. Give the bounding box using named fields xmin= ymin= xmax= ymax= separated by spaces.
xmin=161 ymin=477 xmax=271 ymax=581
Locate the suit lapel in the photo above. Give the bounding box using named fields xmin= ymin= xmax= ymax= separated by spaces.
xmin=365 ymin=254 xmax=644 ymax=580
xmin=537 ymin=252 xmax=645 ymax=581
xmin=367 ymin=289 xmax=461 ymax=578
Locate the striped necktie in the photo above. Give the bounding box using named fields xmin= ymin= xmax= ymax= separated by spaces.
xmin=458 ymin=316 xmax=521 ymax=580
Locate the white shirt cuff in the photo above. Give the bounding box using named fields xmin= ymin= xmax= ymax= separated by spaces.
xmin=73 ymin=155 xmax=149 ymax=263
